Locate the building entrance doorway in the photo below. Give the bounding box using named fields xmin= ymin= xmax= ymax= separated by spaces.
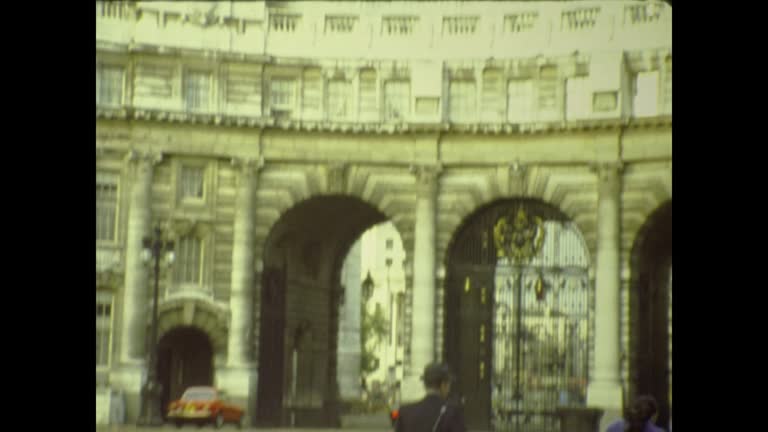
xmin=157 ymin=326 xmax=214 ymax=419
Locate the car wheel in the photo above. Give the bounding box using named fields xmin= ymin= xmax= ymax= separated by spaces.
xmin=214 ymin=413 xmax=225 ymax=429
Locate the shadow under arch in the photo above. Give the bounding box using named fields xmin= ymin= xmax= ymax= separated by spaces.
xmin=255 ymin=195 xmax=390 ymax=427
xmin=443 ymin=197 xmax=593 ymax=431
xmin=628 ymin=200 xmax=672 ymax=429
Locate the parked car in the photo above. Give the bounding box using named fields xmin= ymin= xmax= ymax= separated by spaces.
xmin=167 ymin=386 xmax=244 ymax=429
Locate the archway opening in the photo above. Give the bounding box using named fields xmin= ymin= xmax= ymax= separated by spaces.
xmin=628 ymin=200 xmax=672 ymax=429
xmin=157 ymin=326 xmax=214 ymax=419
xmin=255 ymin=195 xmax=389 ymax=427
xmin=445 ymin=198 xmax=592 ymax=432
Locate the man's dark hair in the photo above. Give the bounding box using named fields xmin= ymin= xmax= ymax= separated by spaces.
xmin=421 ymin=363 xmax=453 ymax=389
xmin=624 ymin=395 xmax=658 ymax=432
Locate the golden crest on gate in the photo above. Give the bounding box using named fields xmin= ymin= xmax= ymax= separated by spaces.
xmin=493 ymin=207 xmax=545 ymax=262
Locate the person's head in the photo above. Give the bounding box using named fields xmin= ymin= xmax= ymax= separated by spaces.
xmin=422 ymin=363 xmax=453 ymax=398
xmin=624 ymin=395 xmax=658 ymax=432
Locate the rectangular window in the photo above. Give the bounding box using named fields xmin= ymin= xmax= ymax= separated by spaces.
xmin=325 ymin=15 xmax=357 ymax=33
xmin=662 ymin=57 xmax=672 ymax=113
xmin=184 ymin=71 xmax=211 ymax=113
xmin=593 ymin=91 xmax=618 ymax=112
xmin=443 ymin=16 xmax=479 ymax=35
xmin=180 ymin=166 xmax=204 ymax=200
xmin=359 ymin=69 xmax=378 ymax=118
xmin=562 ymin=7 xmax=601 ymax=31
xmin=96 ymin=292 xmax=113 ymax=366
xmin=96 ymin=172 xmax=118 ymax=242
xmin=507 ymin=79 xmax=534 ymax=123
xmin=302 ymin=69 xmax=322 ymax=113
xmin=384 ymin=81 xmax=410 ymax=121
xmin=270 ymin=77 xmax=296 ymax=110
xmin=538 ymin=66 xmax=559 ymax=112
xmin=176 ymin=236 xmax=202 ymax=284
xmin=270 ymin=13 xmax=300 ymax=32
xmin=327 ymin=79 xmax=351 ymax=120
xmin=382 ymin=16 xmax=418 ymax=36
xmin=449 ymin=80 xmax=476 ymax=122
xmin=504 ymin=12 xmax=538 ymax=33
xmin=482 ymin=69 xmax=504 ymax=120
xmin=97 ymin=65 xmax=124 ymax=107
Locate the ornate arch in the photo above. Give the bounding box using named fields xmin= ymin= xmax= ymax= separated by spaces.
xmin=151 ymin=298 xmax=229 ymax=354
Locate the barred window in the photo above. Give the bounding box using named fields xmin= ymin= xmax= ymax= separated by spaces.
xmin=562 ymin=7 xmax=601 ymax=31
xmin=270 ymin=13 xmax=300 ymax=32
xmin=270 ymin=77 xmax=296 ymax=110
xmin=327 ymin=79 xmax=351 ymax=120
xmin=176 ymin=236 xmax=202 ymax=284
xmin=504 ymin=12 xmax=538 ymax=33
xmin=325 ymin=15 xmax=357 ymax=33
xmin=96 ymin=292 xmax=114 ymax=366
xmin=443 ymin=16 xmax=479 ymax=35
xmin=184 ymin=71 xmax=211 ymax=112
xmin=180 ymin=166 xmax=204 ymax=200
xmin=382 ymin=16 xmax=418 ymax=36
xmin=97 ymin=65 xmax=124 ymax=107
xmin=384 ymin=81 xmax=410 ymax=121
xmin=507 ymin=79 xmax=534 ymax=123
xmin=96 ymin=172 xmax=118 ymax=242
xmin=449 ymin=80 xmax=477 ymax=122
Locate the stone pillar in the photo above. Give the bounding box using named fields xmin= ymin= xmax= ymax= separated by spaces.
xmin=401 ymin=165 xmax=440 ymax=402
xmin=221 ymin=158 xmax=262 ymax=422
xmin=338 ymin=238 xmax=363 ymax=400
xmin=227 ymin=157 xmax=262 ymax=368
xmin=120 ymin=151 xmax=157 ymax=364
xmin=587 ymin=163 xmax=624 ymax=425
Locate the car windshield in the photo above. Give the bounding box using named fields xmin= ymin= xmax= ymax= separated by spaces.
xmin=181 ymin=390 xmax=216 ymax=401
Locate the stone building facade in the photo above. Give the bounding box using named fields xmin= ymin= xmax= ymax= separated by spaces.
xmin=96 ymin=1 xmax=671 ymax=430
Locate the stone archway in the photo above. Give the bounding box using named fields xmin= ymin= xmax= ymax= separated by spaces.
xmin=157 ymin=326 xmax=214 ymax=419
xmin=628 ymin=200 xmax=672 ymax=429
xmin=255 ymin=195 xmax=389 ymax=427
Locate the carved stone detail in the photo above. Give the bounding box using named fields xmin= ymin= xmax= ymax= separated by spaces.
xmin=326 ymin=163 xmax=348 ymax=194
xmin=409 ymin=164 xmax=443 ymax=196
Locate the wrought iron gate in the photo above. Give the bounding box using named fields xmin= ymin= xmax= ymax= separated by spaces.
xmin=446 ymin=200 xmax=592 ymax=432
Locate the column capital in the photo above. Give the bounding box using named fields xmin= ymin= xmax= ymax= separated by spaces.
xmin=231 ymin=155 xmax=265 ymax=178
xmin=409 ymin=164 xmax=443 ymax=196
xmin=591 ymin=161 xmax=624 ymax=194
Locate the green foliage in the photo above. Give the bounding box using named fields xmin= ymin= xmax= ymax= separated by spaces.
xmin=360 ymin=302 xmax=389 ymax=375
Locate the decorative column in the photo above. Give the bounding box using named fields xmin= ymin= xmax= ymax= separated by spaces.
xmin=120 ymin=151 xmax=159 ymax=363
xmin=587 ymin=162 xmax=624 ymax=418
xmin=401 ymin=165 xmax=441 ymax=401
xmin=227 ymin=157 xmax=263 ymax=367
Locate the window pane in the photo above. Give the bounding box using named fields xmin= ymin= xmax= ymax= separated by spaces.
xmin=98 ymin=66 xmax=124 ymax=107
xmin=328 ymin=80 xmax=351 ymax=119
xmin=449 ymin=81 xmax=476 ymax=121
xmin=177 ymin=236 xmax=202 ymax=284
xmin=181 ymin=166 xmax=204 ymax=199
xmin=271 ymin=78 xmax=295 ymax=109
xmin=508 ymin=80 xmax=533 ymax=123
xmin=384 ymin=81 xmax=410 ymax=121
xmin=96 ymin=175 xmax=118 ymax=241
xmin=359 ymin=70 xmax=378 ymax=117
xmin=185 ymin=72 xmax=211 ymax=112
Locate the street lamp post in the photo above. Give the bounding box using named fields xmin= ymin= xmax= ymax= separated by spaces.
xmin=137 ymin=226 xmax=174 ymax=427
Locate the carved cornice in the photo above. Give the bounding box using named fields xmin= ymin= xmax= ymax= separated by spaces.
xmin=165 ymin=217 xmax=214 ymax=238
